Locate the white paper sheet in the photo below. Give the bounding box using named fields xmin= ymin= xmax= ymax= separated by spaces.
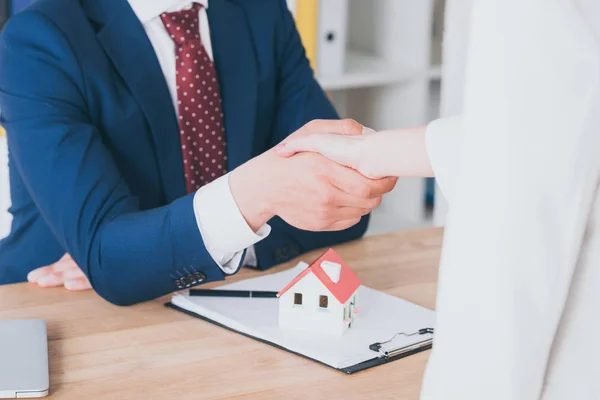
xmin=171 ymin=263 xmax=436 ymax=370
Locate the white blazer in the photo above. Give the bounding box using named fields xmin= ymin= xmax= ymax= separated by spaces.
xmin=421 ymin=1 xmax=600 ymax=399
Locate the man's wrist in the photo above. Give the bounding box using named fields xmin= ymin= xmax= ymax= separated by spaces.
xmin=229 ymin=153 xmax=276 ymax=232
xmin=192 ymin=174 xmax=271 ymax=262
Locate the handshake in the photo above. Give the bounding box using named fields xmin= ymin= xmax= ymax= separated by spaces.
xmin=229 ymin=119 xmax=397 ymax=232
xmin=27 ymin=119 xmax=396 ymax=292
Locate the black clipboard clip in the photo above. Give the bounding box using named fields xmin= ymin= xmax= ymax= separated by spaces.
xmin=369 ymin=328 xmax=434 ymax=358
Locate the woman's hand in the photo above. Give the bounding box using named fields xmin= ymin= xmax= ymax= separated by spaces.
xmin=275 ymin=124 xmax=433 ymax=180
xmin=275 ymin=126 xmax=385 ymax=179
xmin=27 ymin=253 xmax=92 ymax=291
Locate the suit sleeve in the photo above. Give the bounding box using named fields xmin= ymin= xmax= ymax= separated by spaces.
xmin=252 ymin=0 xmax=369 ymax=269
xmin=0 ymin=12 xmax=226 ymax=306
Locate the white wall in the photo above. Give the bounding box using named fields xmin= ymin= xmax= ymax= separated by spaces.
xmin=0 ymin=136 xmax=10 ymax=239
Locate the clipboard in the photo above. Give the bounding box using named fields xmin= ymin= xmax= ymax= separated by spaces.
xmin=166 ymin=262 xmax=436 ymax=374
xmin=165 ymin=301 xmax=433 ymax=374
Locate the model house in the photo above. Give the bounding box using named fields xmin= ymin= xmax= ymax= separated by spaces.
xmin=277 ymin=248 xmax=361 ymax=336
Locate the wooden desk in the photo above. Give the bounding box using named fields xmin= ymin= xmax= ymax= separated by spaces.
xmin=0 ymin=228 xmax=443 ymax=400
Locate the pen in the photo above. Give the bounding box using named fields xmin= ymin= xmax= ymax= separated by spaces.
xmin=189 ymin=289 xmax=279 ymax=298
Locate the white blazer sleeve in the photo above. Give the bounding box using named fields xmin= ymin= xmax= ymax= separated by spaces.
xmin=426 ymin=116 xmax=463 ymax=204
xmin=420 ymin=1 xmax=600 ymax=399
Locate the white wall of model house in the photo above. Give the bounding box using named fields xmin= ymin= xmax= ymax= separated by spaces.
xmin=279 ymin=271 xmax=357 ymax=336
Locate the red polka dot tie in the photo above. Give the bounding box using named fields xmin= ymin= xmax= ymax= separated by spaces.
xmin=160 ymin=3 xmax=227 ymax=193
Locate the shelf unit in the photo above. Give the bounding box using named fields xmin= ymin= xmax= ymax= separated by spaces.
xmin=319 ymin=50 xmax=420 ymax=91
xmin=313 ymin=0 xmax=441 ymax=234
xmin=319 ymin=50 xmax=442 ymax=91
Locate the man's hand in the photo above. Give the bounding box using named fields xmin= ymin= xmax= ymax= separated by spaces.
xmin=229 ymin=119 xmax=397 ymax=232
xmin=27 ymin=253 xmax=92 ymax=291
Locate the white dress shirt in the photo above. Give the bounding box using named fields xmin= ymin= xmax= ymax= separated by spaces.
xmin=127 ymin=0 xmax=271 ymax=273
xmin=422 ymin=0 xmax=600 ymax=399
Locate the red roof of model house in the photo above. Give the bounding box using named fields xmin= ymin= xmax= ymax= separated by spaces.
xmin=277 ymin=248 xmax=361 ymax=304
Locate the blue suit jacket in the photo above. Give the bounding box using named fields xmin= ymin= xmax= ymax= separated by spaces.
xmin=0 ymin=0 xmax=369 ymax=305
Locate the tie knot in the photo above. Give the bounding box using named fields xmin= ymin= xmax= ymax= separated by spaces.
xmin=160 ymin=3 xmax=203 ymax=44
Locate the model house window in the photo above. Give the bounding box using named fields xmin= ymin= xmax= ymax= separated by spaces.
xmin=294 ymin=293 xmax=303 ymax=305
xmin=319 ymin=295 xmax=328 ymax=309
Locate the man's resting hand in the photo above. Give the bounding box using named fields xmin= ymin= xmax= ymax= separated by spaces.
xmin=27 ymin=253 xmax=92 ymax=291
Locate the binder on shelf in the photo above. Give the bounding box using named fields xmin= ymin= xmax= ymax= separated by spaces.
xmin=166 ymin=262 xmax=436 ymax=374
xmin=317 ymin=0 xmax=348 ymax=77
xmin=295 ymin=0 xmax=319 ymax=72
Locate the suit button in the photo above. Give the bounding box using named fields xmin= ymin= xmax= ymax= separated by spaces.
xmin=274 ymin=248 xmax=286 ymax=262
xmin=174 ymin=279 xmax=184 ymax=289
xmin=180 ymin=276 xmax=190 ymax=287
xmin=194 ymin=272 xmax=206 ymax=283
xmin=289 ymin=244 xmax=300 ymax=257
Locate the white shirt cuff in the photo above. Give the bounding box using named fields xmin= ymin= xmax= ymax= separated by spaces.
xmin=426 ymin=116 xmax=463 ymax=204
xmin=243 ymin=245 xmax=259 ymax=268
xmin=193 ymin=173 xmax=271 ymax=275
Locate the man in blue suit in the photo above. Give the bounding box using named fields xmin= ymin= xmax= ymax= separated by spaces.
xmin=0 ymin=0 xmax=395 ymax=305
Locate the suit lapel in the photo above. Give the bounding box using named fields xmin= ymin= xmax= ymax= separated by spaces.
xmin=85 ymin=0 xmax=186 ymax=203
xmin=84 ymin=0 xmax=258 ymax=200
xmin=208 ymin=0 xmax=258 ymax=170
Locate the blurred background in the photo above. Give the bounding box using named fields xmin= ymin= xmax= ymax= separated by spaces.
xmin=0 ymin=0 xmax=448 ymax=240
